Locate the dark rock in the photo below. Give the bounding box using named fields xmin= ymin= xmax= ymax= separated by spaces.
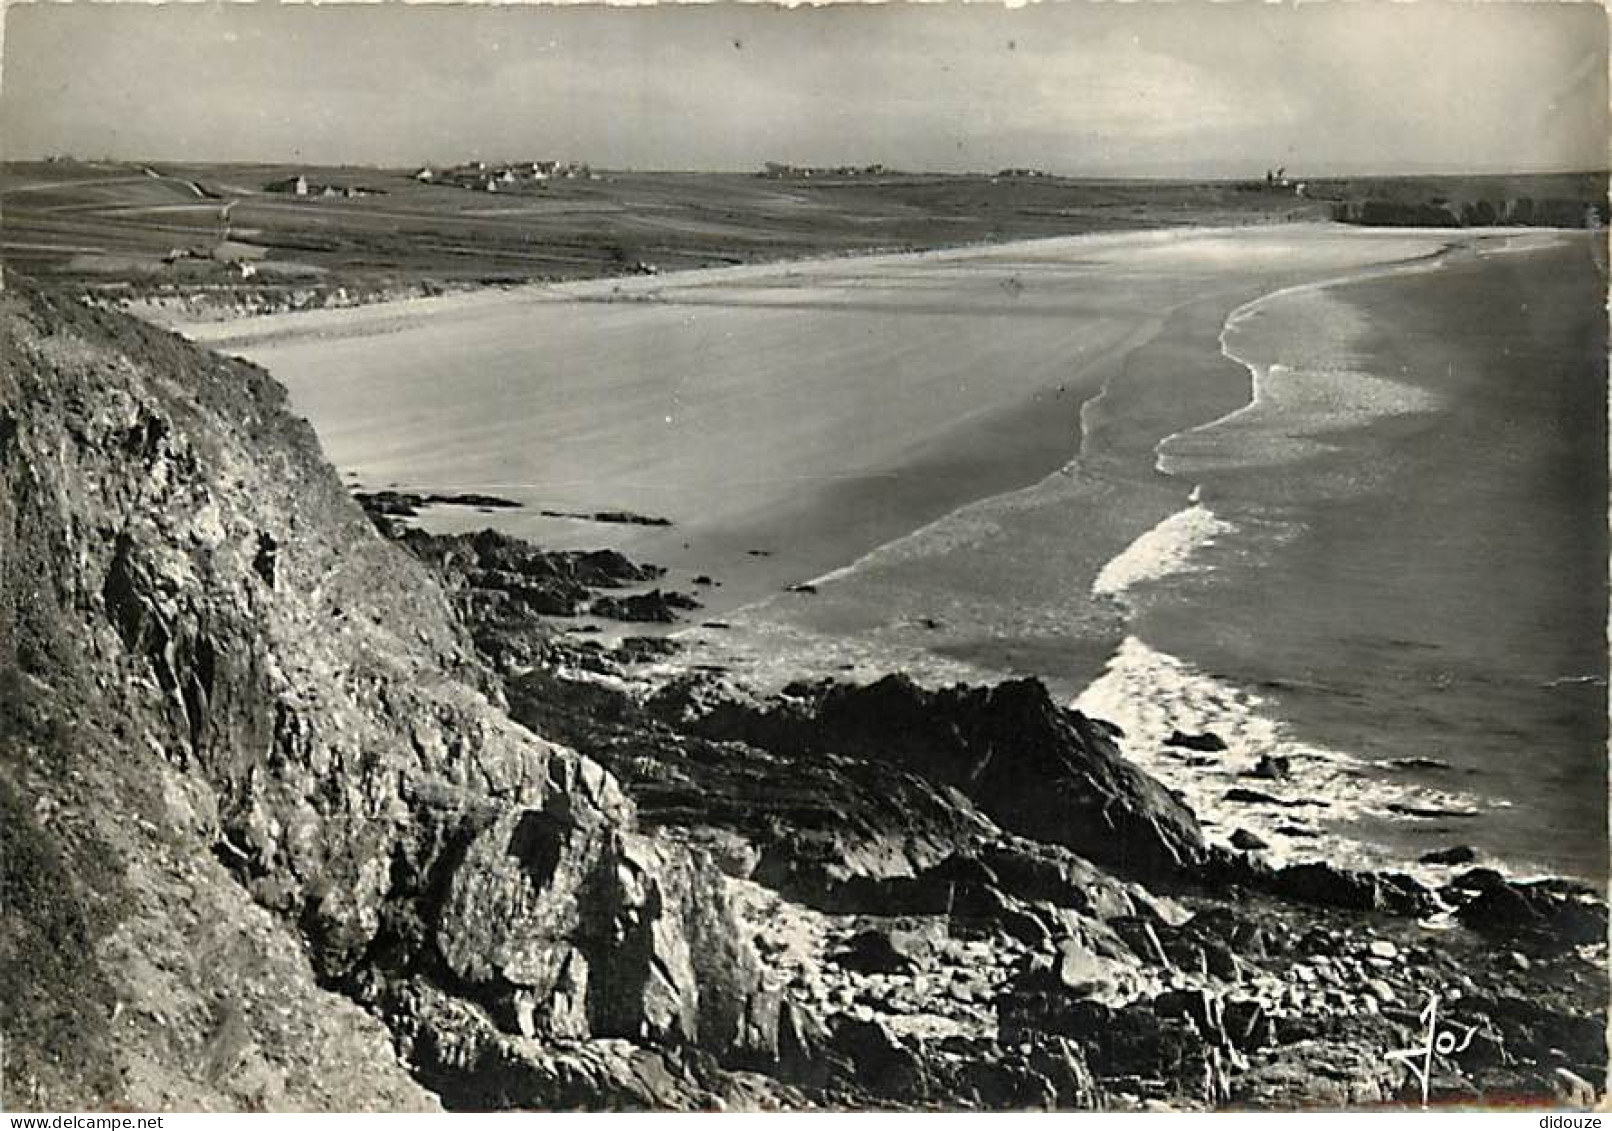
xmin=1223 ymin=788 xmax=1325 ymax=809
xmin=1453 ymin=879 xmax=1607 ymax=951
xmin=1165 ymin=729 xmax=1227 ymax=753
xmin=1419 ymin=845 xmax=1478 ymax=867
xmin=1152 ymin=988 xmax=1229 ymax=1047
xmin=539 ymin=507 xmax=672 ymax=527
xmin=829 ymin=1016 xmax=928 ymax=1101
xmin=1108 ymin=916 xmax=1173 ymax=968
xmin=1385 ymin=757 xmax=1454 ymax=771
xmin=1230 ymin=828 xmax=1268 ymax=852
xmin=1275 ymin=824 xmax=1321 ymax=839
xmin=1180 ymin=907 xmax=1267 ymax=957
xmin=1387 ymin=802 xmax=1478 ymax=820
xmin=922 ymin=853 xmax=1001 ymax=890
xmin=1260 ymin=861 xmax=1435 ymax=918
xmin=943 ymin=1034 xmax=1097 ymax=1110
xmin=354 ymin=488 xmax=424 ymax=517
xmin=1197 ymin=938 xmax=1244 ymax=983
xmin=614 ymin=636 xmax=681 ymax=665
xmin=673 ymin=674 xmax=1204 ymax=883
xmin=951 ymin=883 xmax=1053 ymax=949
xmin=832 ymin=928 xmax=926 ymax=974
xmin=1459 ymin=991 xmax=1607 ymax=1072
xmin=591 ymin=589 xmax=703 ymax=624
xmin=1250 ymin=755 xmax=1290 ymax=781
xmin=424 ymin=491 xmax=522 ymax=510
xmin=1447 ymin=867 xmax=1508 ymax=895
xmin=1222 ymin=998 xmax=1275 ymax=1052
xmin=977 ymin=840 xmax=1139 ymax=920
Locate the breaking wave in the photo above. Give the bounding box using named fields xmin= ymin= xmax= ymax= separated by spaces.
xmin=1090 ymin=503 xmax=1235 ymax=603
xmin=1074 ymin=636 xmax=1503 ymax=884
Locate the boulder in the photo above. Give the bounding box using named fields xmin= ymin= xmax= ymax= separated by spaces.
xmin=832 ymin=928 xmax=927 ymax=975
xmin=1453 ymin=879 xmax=1607 ymax=952
xmin=1250 ymin=756 xmax=1291 ymax=781
xmin=1166 ymin=730 xmax=1228 ymax=753
xmin=1265 ymin=862 xmax=1435 ymax=918
xmin=591 ymin=589 xmax=702 ymax=624
xmin=1230 ymin=829 xmax=1269 ymax=852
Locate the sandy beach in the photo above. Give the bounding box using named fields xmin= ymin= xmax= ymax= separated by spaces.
xmin=184 ymin=223 xmax=1461 ymax=619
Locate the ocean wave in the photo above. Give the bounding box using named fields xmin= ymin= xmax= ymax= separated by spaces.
xmin=1073 ymin=635 xmax=1505 ymax=884
xmin=1090 ymin=503 xmax=1235 ymax=602
xmin=1152 ymin=242 xmax=1467 ymax=482
xmin=1157 ymin=288 xmax=1444 ymax=479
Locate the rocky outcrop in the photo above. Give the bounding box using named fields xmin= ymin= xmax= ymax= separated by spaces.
xmin=1449 ymin=872 xmax=1607 ymax=953
xmin=590 ymin=589 xmax=702 ymax=624
xmin=1331 ymin=197 xmax=1608 ymax=228
xmin=0 ymin=280 xmax=778 ymax=1109
xmin=656 ymin=674 xmax=1205 ymax=883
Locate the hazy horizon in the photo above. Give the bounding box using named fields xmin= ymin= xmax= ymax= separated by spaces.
xmin=2 ymin=1 xmax=1606 ymax=179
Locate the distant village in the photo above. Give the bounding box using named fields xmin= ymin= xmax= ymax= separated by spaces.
xmin=263 ymin=174 xmax=385 ymax=199
xmin=412 ymin=160 xmax=603 ymax=192
xmin=759 ymin=162 xmax=891 ymax=179
xmin=758 ymin=163 xmax=1063 ymax=180
xmin=264 ymin=160 xmax=602 ymax=198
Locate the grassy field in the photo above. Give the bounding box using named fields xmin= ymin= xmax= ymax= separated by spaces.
xmin=2 ymin=159 xmax=1602 ymax=303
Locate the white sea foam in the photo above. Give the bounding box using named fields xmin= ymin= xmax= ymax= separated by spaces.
xmin=1159 ymin=285 xmax=1447 ymax=480
xmin=1148 ymin=235 xmax=1479 ymax=485
xmin=1074 ymin=636 xmax=1502 ymax=884
xmin=1090 ymin=504 xmax=1235 ymax=602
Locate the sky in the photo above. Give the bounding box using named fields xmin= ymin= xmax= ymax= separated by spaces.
xmin=1 ymin=1 xmax=1606 ymax=177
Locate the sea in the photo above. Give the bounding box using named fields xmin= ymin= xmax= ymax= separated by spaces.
xmin=695 ymin=233 xmax=1609 ymax=883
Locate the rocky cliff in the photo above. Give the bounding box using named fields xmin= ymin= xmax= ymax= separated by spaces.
xmin=0 ymin=279 xmax=791 ymax=1109
xmin=2 ymin=277 xmax=1606 ymax=1111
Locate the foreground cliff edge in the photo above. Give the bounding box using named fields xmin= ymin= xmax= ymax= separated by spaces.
xmin=1 ymin=277 xmax=1605 ymax=1111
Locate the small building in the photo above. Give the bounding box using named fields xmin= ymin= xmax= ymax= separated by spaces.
xmin=263 ymin=173 xmax=311 ymax=196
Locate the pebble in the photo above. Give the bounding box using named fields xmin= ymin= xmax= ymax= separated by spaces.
xmin=1367 ymin=940 xmax=1399 ymax=960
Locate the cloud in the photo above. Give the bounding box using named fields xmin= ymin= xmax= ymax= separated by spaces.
xmin=1023 ymin=33 xmax=1308 ymax=142
xmin=1 ymin=1 xmax=1603 ymax=175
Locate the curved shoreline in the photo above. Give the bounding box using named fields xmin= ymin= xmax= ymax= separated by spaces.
xmin=1164 ymin=228 xmax=1567 ymax=480
xmin=158 ymin=221 xmax=1525 ymax=350
xmin=1077 ymin=228 xmax=1594 ymax=882
xmin=1090 ymin=228 xmax=1571 ymax=612
xmin=776 ymin=232 xmax=1512 ymax=619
